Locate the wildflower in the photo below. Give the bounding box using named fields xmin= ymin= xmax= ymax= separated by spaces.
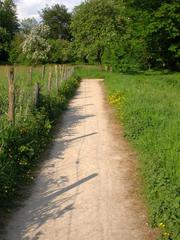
xmin=159 ymin=223 xmax=165 ymax=229
xmin=163 ymin=232 xmax=170 ymax=237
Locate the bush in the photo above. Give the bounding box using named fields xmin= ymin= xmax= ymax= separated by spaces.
xmin=0 ymin=75 xmax=80 ymax=209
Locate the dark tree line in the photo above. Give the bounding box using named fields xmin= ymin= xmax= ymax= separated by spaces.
xmin=0 ymin=0 xmax=179 ymax=70
xmin=71 ymin=0 xmax=180 ymax=71
xmin=0 ymin=0 xmax=19 ymax=62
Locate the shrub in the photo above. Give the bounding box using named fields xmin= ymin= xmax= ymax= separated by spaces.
xmin=0 ymin=75 xmax=80 ymax=209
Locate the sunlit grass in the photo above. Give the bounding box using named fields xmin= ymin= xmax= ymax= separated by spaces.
xmin=75 ymin=66 xmax=180 ymax=240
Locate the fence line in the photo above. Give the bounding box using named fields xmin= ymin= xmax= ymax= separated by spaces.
xmin=0 ymin=64 xmax=75 ymax=130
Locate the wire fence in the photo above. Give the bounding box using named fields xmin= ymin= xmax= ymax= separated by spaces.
xmin=0 ymin=64 xmax=75 ymax=133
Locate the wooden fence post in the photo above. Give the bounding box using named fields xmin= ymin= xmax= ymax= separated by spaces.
xmin=29 ymin=66 xmax=33 ymax=84
xmin=59 ymin=65 xmax=62 ymax=83
xmin=34 ymin=83 xmax=40 ymax=107
xmin=41 ymin=65 xmax=46 ymax=82
xmin=8 ymin=66 xmax=15 ymax=125
xmin=62 ymin=65 xmax=65 ymax=81
xmin=48 ymin=67 xmax=52 ymax=93
xmin=55 ymin=65 xmax=58 ymax=88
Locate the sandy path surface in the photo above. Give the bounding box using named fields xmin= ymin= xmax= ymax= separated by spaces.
xmin=5 ymin=79 xmax=156 ymax=240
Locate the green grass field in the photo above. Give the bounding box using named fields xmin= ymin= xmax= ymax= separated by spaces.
xmin=75 ymin=67 xmax=180 ymax=240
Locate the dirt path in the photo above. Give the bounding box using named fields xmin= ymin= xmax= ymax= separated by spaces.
xmin=5 ymin=79 xmax=156 ymax=240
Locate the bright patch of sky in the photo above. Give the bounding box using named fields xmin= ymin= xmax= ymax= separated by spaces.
xmin=14 ymin=0 xmax=82 ymax=20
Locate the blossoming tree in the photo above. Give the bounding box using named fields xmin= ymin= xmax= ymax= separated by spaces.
xmin=22 ymin=24 xmax=51 ymax=64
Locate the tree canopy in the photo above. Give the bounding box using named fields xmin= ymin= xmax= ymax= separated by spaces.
xmin=71 ymin=0 xmax=180 ymax=70
xmin=40 ymin=4 xmax=71 ymax=40
xmin=71 ymin=0 xmax=126 ymax=64
xmin=0 ymin=0 xmax=179 ymax=70
xmin=20 ymin=17 xmax=38 ymax=34
xmin=0 ymin=0 xmax=19 ymax=62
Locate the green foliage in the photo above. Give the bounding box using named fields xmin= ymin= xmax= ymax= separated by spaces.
xmin=0 ymin=112 xmax=51 ymax=206
xmin=75 ymin=67 xmax=180 ymax=240
xmin=48 ymin=39 xmax=73 ymax=63
xmin=0 ymin=0 xmax=19 ymax=62
xmin=71 ymin=0 xmax=125 ymax=64
xmin=0 ymin=73 xmax=80 ymax=209
xmin=0 ymin=27 xmax=10 ymax=61
xmin=113 ymin=0 xmax=180 ymax=71
xmin=146 ymin=3 xmax=180 ymax=70
xmin=40 ymin=4 xmax=71 ymax=40
xmin=0 ymin=0 xmax=19 ymax=37
xmin=71 ymin=0 xmax=180 ymax=71
xmin=20 ymin=17 xmax=38 ymax=35
xmin=8 ymin=33 xmax=26 ymax=63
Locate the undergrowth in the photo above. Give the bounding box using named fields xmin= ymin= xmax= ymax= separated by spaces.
xmin=0 ymin=75 xmax=80 ymax=210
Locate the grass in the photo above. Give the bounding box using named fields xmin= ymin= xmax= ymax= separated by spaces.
xmin=75 ymin=66 xmax=180 ymax=240
xmin=0 ymin=64 xmax=72 ymax=128
xmin=0 ymin=64 xmax=80 ymax=212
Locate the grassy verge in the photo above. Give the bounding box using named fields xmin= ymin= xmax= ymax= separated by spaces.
xmin=0 ymin=75 xmax=80 ymax=211
xmin=75 ymin=66 xmax=180 ymax=240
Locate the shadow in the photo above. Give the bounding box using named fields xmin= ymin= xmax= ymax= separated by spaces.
xmin=122 ymin=69 xmax=177 ymax=76
xmin=62 ymin=114 xmax=95 ymax=124
xmin=41 ymin=173 xmax=98 ymax=203
xmin=71 ymin=104 xmax=94 ymax=108
xmin=73 ymin=96 xmax=92 ymax=100
xmin=30 ymin=231 xmax=43 ymax=240
xmin=5 ymin=82 xmax=100 ymax=240
xmin=10 ymin=173 xmax=98 ymax=240
xmin=64 ymin=132 xmax=98 ymax=143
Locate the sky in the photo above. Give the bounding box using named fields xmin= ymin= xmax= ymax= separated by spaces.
xmin=14 ymin=0 xmax=83 ymax=20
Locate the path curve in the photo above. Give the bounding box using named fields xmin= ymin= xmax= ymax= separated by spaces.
xmin=5 ymin=79 xmax=156 ymax=240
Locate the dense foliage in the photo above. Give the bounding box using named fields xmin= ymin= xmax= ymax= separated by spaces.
xmin=0 ymin=2 xmax=72 ymax=64
xmin=71 ymin=0 xmax=125 ymax=64
xmin=71 ymin=0 xmax=179 ymax=71
xmin=0 ymin=72 xmax=80 ymax=209
xmin=40 ymin=4 xmax=71 ymax=40
xmin=75 ymin=67 xmax=180 ymax=240
xmin=0 ymin=0 xmax=19 ymax=62
xmin=0 ymin=0 xmax=179 ymax=70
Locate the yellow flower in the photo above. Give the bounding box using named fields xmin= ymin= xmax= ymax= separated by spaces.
xmin=159 ymin=223 xmax=165 ymax=228
xmin=163 ymin=232 xmax=170 ymax=237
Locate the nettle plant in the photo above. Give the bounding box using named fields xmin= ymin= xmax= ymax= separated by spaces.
xmin=22 ymin=24 xmax=51 ymax=64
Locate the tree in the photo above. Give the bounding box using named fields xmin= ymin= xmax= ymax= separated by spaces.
xmin=0 ymin=27 xmax=10 ymax=61
xmin=101 ymin=0 xmax=180 ymax=71
xmin=40 ymin=4 xmax=71 ymax=40
xmin=71 ymin=0 xmax=126 ymax=64
xmin=9 ymin=33 xmax=25 ymax=63
xmin=0 ymin=0 xmax=19 ymax=62
xmin=146 ymin=2 xmax=180 ymax=70
xmin=20 ymin=17 xmax=38 ymax=34
xmin=0 ymin=0 xmax=19 ymax=37
xmin=48 ymin=39 xmax=73 ymax=63
xmin=22 ymin=24 xmax=51 ymax=64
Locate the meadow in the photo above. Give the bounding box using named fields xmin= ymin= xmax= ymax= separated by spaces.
xmin=75 ymin=67 xmax=180 ymax=240
xmin=0 ymin=64 xmax=80 ymax=212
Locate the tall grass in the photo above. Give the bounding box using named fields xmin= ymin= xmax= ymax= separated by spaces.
xmin=0 ymin=64 xmax=79 ymax=211
xmin=75 ymin=67 xmax=180 ymax=240
xmin=0 ymin=64 xmax=73 ymax=127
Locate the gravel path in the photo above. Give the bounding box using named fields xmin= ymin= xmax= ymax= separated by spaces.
xmin=5 ymin=79 xmax=157 ymax=240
